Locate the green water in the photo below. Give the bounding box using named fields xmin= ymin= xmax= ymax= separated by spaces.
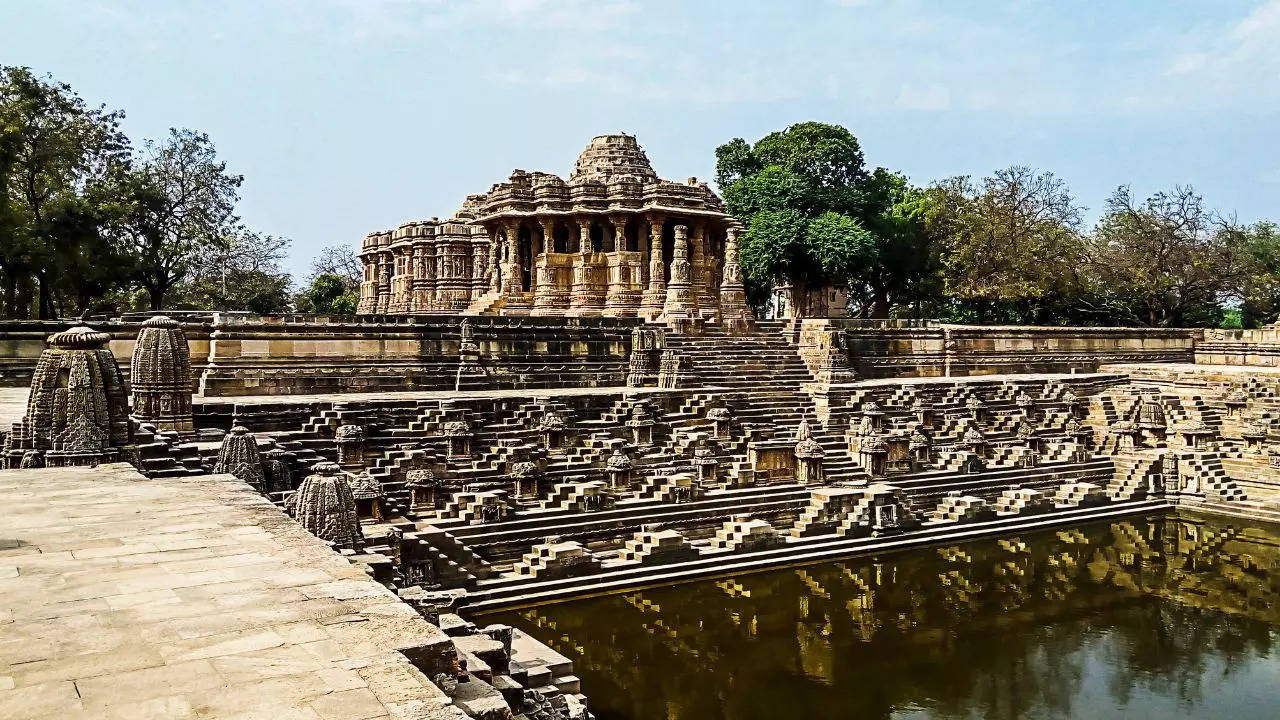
xmin=489 ymin=515 xmax=1280 ymax=720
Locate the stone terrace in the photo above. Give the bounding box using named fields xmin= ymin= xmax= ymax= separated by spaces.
xmin=0 ymin=463 xmax=465 ymax=720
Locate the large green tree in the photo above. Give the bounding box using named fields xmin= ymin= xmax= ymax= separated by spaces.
xmin=0 ymin=66 xmax=129 ymax=318
xmin=119 ymin=128 xmax=244 ymax=310
xmin=1089 ymin=185 xmax=1250 ymax=327
xmin=931 ymin=167 xmax=1087 ymax=323
xmin=716 ymin=122 xmax=879 ymax=314
xmin=1239 ymin=221 xmax=1280 ymax=327
xmin=716 ymin=122 xmax=941 ymax=318
xmin=858 ymin=169 xmax=940 ymax=318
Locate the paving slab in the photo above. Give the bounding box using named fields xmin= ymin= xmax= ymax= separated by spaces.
xmin=0 ymin=463 xmax=466 ymax=720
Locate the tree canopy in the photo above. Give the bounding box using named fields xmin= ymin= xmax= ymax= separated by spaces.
xmin=718 ymin=123 xmax=940 ymax=318
xmin=0 ymin=65 xmax=314 ymax=318
xmin=718 ymin=121 xmax=1278 ymax=327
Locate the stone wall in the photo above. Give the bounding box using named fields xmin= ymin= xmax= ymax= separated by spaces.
xmin=0 ymin=314 xmax=1209 ymax=395
xmin=1195 ymin=327 xmax=1280 ymax=367
xmin=199 ymin=314 xmax=636 ymax=396
xmin=798 ymin=319 xmax=1200 ymax=379
xmin=0 ymin=318 xmax=212 ymax=387
xmin=0 ymin=314 xmax=638 ymax=396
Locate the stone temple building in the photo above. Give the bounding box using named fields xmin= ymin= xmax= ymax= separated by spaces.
xmin=358 ymin=134 xmax=752 ymax=329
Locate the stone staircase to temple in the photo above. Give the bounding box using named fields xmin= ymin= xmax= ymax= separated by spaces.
xmin=464 ymin=291 xmax=503 ymax=316
xmin=650 ymin=322 xmax=865 ymax=483
xmin=660 ymin=320 xmax=816 ymax=389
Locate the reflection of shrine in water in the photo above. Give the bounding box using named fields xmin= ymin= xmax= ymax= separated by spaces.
xmin=488 ymin=514 xmax=1280 ymax=720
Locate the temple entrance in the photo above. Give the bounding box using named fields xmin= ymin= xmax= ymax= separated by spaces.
xmin=625 ymin=220 xmax=640 ymax=252
xmin=590 ymin=223 xmax=605 ymax=253
xmin=519 ymin=226 xmax=533 ymax=292
xmin=553 ymin=224 xmax=570 ymax=254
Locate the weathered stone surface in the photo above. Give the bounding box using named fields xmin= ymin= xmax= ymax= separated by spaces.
xmin=5 ymin=325 xmax=131 ymax=468
xmin=289 ymin=462 xmax=365 ymax=551
xmin=130 ymin=315 xmax=195 ymax=433
xmin=0 ymin=463 xmax=465 ymax=719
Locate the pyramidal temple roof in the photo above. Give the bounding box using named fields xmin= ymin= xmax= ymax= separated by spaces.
xmin=568 ymin=134 xmax=659 ymax=185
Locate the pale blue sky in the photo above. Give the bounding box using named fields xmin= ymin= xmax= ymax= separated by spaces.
xmin=4 ymin=0 xmax=1278 ymax=277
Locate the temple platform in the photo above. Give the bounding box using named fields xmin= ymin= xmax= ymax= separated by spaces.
xmin=0 ymin=464 xmax=464 ymax=720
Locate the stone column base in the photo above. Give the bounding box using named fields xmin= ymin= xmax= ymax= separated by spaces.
xmin=602 ymin=290 xmax=642 ymax=317
xmin=639 ymin=288 xmax=666 ymax=321
xmin=530 ymin=291 xmax=570 ymax=315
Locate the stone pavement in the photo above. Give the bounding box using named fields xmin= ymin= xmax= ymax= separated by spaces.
xmin=0 ymin=463 xmax=466 ymax=720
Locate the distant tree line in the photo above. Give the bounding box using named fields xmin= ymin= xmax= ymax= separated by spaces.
xmin=0 ymin=66 xmax=359 ymax=319
xmin=718 ymin=122 xmax=1280 ymax=328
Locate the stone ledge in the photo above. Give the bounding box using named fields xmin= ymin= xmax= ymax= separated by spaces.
xmin=0 ymin=463 xmax=467 ymax=720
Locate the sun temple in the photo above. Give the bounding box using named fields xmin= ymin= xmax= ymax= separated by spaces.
xmin=357 ymin=134 xmax=752 ymax=331
xmin=7 ymin=137 xmax=1280 ymax=719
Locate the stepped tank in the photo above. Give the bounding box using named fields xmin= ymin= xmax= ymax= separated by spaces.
xmin=486 ymin=513 xmax=1280 ymax=720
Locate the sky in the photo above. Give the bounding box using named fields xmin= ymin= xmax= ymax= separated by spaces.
xmin=3 ymin=0 xmax=1278 ymax=278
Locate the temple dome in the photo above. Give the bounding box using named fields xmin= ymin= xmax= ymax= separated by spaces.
xmin=569 ymin=134 xmax=659 ymax=185
xmin=48 ymin=325 xmax=111 ymax=350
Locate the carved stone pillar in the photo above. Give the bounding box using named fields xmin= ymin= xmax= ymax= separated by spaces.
xmin=375 ymin=251 xmax=392 ymax=314
xmin=604 ymin=214 xmax=640 ymax=315
xmin=688 ymin=221 xmax=709 ymax=314
xmin=532 ymin=217 xmax=569 ymax=314
xmin=357 ymin=233 xmax=383 ymax=315
xmin=410 ymin=245 xmax=427 ymax=313
xmin=488 ymin=227 xmax=501 ymax=293
xmin=662 ymin=225 xmax=697 ymax=327
xmin=391 ymin=245 xmax=413 ymax=314
xmin=471 ymin=228 xmax=489 ymax=300
xmin=569 ymin=218 xmax=605 ymax=316
xmin=500 ymin=220 xmax=522 ymax=296
xmin=639 ymin=213 xmax=666 ymax=320
xmin=568 ymin=218 xmax=593 ymax=314
xmin=719 ymin=222 xmax=751 ymax=333
xmin=418 ymin=241 xmax=437 ymax=312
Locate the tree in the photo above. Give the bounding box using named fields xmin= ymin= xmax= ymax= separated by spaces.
xmin=295 ymin=273 xmax=359 ymax=315
xmin=294 ymin=243 xmax=361 ymax=315
xmin=934 ymin=167 xmax=1086 ymax=322
xmin=856 ymin=169 xmax=941 ymax=318
xmin=716 ymin=122 xmax=879 ymax=313
xmin=307 ymin=243 xmax=362 ymax=290
xmin=121 ymin=128 xmax=243 ymax=310
xmin=0 ymin=66 xmax=129 ymax=318
xmin=171 ymin=230 xmax=292 ymax=313
xmin=1240 ymin=221 xmax=1280 ymax=326
xmin=1090 ymin=186 xmax=1249 ymax=327
xmin=45 ymin=184 xmax=137 ymax=316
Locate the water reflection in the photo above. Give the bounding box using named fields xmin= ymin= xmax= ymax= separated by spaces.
xmin=488 ymin=515 xmax=1280 ymax=720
